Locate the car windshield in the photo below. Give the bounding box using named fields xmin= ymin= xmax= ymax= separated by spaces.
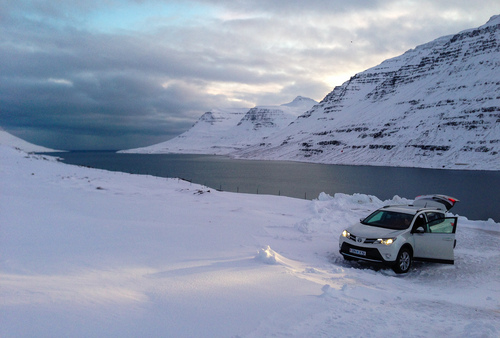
xmin=361 ymin=210 xmax=414 ymax=230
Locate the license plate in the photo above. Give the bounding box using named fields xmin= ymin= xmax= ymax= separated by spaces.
xmin=349 ymin=248 xmax=366 ymax=256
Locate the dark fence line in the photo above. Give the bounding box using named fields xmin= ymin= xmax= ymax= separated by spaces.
xmin=204 ymin=182 xmax=309 ymax=200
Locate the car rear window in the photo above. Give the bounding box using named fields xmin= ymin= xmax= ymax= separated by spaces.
xmin=362 ymin=210 xmax=414 ymax=230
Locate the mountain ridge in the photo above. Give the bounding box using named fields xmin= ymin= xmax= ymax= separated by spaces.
xmin=120 ymin=96 xmax=317 ymax=154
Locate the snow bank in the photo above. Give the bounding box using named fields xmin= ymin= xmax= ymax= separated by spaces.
xmin=256 ymin=246 xmax=280 ymax=264
xmin=1 ymin=146 xmax=499 ymax=337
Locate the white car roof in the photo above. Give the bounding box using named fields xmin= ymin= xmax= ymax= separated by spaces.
xmin=381 ymin=205 xmax=443 ymax=215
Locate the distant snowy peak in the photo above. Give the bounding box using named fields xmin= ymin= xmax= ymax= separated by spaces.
xmin=198 ymin=111 xmax=217 ymax=124
xmin=237 ymin=108 xmax=287 ymax=130
xmin=121 ymin=97 xmax=317 ymax=154
xmin=237 ymin=98 xmax=317 ymax=131
xmin=195 ymin=108 xmax=246 ymax=126
xmin=281 ymin=96 xmax=319 ymax=109
xmin=120 ymin=107 xmax=248 ymax=154
xmin=483 ymin=14 xmax=500 ymax=27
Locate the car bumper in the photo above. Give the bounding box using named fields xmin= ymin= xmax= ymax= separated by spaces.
xmin=339 ymin=242 xmax=396 ymax=265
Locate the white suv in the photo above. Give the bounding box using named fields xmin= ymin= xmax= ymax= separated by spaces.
xmin=339 ymin=194 xmax=459 ymax=273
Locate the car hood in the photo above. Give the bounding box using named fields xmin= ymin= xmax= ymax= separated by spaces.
xmin=346 ymin=223 xmax=406 ymax=238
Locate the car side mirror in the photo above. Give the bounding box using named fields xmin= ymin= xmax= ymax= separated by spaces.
xmin=414 ymin=226 xmax=425 ymax=234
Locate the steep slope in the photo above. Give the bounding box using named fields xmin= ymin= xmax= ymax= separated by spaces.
xmin=235 ymin=16 xmax=500 ymax=170
xmin=0 ymin=128 xmax=61 ymax=152
xmin=122 ymin=96 xmax=317 ymax=154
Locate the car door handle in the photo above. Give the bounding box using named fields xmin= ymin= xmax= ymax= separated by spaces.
xmin=443 ymin=238 xmax=453 ymax=241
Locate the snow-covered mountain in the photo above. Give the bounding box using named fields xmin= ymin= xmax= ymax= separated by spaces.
xmin=121 ymin=96 xmax=317 ymax=154
xmin=0 ymin=128 xmax=61 ymax=153
xmin=124 ymin=16 xmax=499 ymax=170
xmin=235 ymin=16 xmax=500 ymax=170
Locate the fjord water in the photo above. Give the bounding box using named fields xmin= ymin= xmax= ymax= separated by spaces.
xmin=51 ymin=152 xmax=499 ymax=221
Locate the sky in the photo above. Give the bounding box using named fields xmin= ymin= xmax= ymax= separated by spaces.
xmin=1 ymin=1 xmax=499 ymax=150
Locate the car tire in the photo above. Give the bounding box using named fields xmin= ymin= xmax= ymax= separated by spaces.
xmin=393 ymin=247 xmax=412 ymax=274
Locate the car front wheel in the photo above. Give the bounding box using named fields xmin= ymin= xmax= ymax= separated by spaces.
xmin=393 ymin=247 xmax=412 ymax=274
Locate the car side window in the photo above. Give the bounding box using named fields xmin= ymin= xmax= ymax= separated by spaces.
xmin=425 ymin=212 xmax=444 ymax=223
xmin=428 ymin=218 xmax=455 ymax=233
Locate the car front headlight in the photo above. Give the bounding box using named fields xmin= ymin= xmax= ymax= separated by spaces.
xmin=374 ymin=238 xmax=396 ymax=245
xmin=342 ymin=230 xmax=350 ymax=238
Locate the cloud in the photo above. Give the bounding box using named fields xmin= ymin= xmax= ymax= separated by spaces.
xmin=1 ymin=0 xmax=499 ymax=149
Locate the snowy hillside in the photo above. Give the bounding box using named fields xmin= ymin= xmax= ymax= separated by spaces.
xmin=236 ymin=16 xmax=500 ymax=170
xmin=0 ymin=128 xmax=61 ymax=152
xmin=1 ymin=146 xmax=499 ymax=337
xmin=121 ymin=96 xmax=317 ymax=154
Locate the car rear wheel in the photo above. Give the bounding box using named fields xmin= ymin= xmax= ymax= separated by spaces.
xmin=393 ymin=247 xmax=412 ymax=274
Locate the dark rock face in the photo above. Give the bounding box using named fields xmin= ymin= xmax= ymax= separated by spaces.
xmin=237 ymin=108 xmax=284 ymax=130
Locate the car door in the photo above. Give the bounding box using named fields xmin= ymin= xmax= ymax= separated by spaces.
xmin=412 ymin=217 xmax=458 ymax=263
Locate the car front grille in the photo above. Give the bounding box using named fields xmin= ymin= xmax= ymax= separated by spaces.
xmin=346 ymin=234 xmax=377 ymax=244
xmin=340 ymin=242 xmax=385 ymax=262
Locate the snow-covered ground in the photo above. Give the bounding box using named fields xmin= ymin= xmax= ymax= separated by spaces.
xmin=1 ymin=144 xmax=499 ymax=337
